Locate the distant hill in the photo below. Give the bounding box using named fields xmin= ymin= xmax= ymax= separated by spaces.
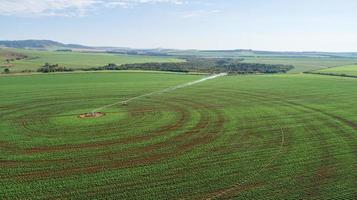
xmin=1 ymin=39 xmax=357 ymax=59
xmin=161 ymin=49 xmax=357 ymax=59
xmin=0 ymin=40 xmax=91 ymax=49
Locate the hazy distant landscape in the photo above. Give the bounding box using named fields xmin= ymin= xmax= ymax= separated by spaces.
xmin=2 ymin=40 xmax=357 ymax=74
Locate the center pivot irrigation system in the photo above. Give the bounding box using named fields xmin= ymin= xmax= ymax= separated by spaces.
xmin=79 ymin=73 xmax=227 ymax=118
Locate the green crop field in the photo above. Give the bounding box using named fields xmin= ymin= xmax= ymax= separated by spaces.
xmin=0 ymin=48 xmax=184 ymax=72
xmin=0 ymin=72 xmax=356 ymax=199
xmin=242 ymin=57 xmax=357 ymax=73
xmin=165 ymin=49 xmax=357 ymax=73
xmin=314 ymin=64 xmax=357 ymax=76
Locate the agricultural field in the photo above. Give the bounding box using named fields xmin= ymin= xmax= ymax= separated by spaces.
xmin=0 ymin=48 xmax=184 ymax=72
xmin=3 ymin=48 xmax=357 ymax=74
xmin=0 ymin=72 xmax=356 ymax=199
xmin=241 ymin=57 xmax=357 ymax=73
xmin=164 ymin=49 xmax=357 ymax=73
xmin=314 ymin=64 xmax=357 ymax=76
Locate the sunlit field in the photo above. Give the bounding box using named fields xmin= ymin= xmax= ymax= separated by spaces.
xmin=0 ymin=48 xmax=184 ymax=72
xmin=315 ymin=64 xmax=357 ymax=76
xmin=1 ymin=72 xmax=356 ymax=199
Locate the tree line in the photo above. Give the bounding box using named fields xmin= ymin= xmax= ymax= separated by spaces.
xmin=304 ymin=71 xmax=357 ymax=78
xmin=36 ymin=58 xmax=294 ymax=74
xmin=82 ymin=58 xmax=293 ymax=74
xmin=37 ymin=63 xmax=73 ymax=73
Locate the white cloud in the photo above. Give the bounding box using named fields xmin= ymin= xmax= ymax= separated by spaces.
xmin=180 ymin=9 xmax=221 ymax=19
xmin=105 ymin=0 xmax=185 ymax=8
xmin=0 ymin=0 xmax=96 ymax=17
xmin=0 ymin=0 xmax=186 ymax=17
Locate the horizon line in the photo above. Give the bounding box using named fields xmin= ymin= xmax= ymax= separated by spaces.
xmin=1 ymin=39 xmax=357 ymax=53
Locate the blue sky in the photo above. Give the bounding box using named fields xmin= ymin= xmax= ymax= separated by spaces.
xmin=1 ymin=0 xmax=357 ymax=51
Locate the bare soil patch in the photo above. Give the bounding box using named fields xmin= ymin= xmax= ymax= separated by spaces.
xmin=79 ymin=112 xmax=105 ymax=119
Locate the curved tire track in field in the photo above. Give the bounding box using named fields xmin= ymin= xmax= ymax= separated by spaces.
xmin=205 ymin=128 xmax=285 ymax=200
xmin=203 ymin=89 xmax=356 ymax=199
xmin=1 ymin=79 xmax=356 ymax=199
xmin=1 ymin=97 xmax=226 ymax=181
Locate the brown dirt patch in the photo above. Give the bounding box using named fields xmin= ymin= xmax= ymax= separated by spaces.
xmin=79 ymin=112 xmax=105 ymax=119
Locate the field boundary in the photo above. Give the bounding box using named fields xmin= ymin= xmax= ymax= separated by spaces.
xmin=303 ymin=71 xmax=357 ymax=78
xmin=0 ymin=70 xmax=208 ymax=77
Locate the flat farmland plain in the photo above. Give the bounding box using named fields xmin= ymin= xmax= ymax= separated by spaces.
xmin=0 ymin=72 xmax=356 ymax=199
xmin=315 ymin=64 xmax=357 ymax=76
xmin=0 ymin=49 xmax=184 ymax=72
xmin=242 ymin=57 xmax=357 ymax=73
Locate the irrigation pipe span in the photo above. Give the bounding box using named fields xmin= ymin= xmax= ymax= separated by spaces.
xmin=91 ymin=73 xmax=227 ymax=113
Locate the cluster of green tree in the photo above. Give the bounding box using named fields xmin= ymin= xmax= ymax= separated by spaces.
xmin=83 ymin=58 xmax=293 ymax=74
xmin=21 ymin=69 xmax=34 ymax=73
xmin=304 ymin=72 xmax=357 ymax=78
xmin=3 ymin=68 xmax=10 ymax=73
xmin=220 ymin=63 xmax=293 ymax=74
xmin=37 ymin=63 xmax=73 ymax=73
xmin=84 ymin=63 xmax=190 ymax=73
xmin=5 ymin=54 xmax=28 ymax=64
xmin=56 ymin=49 xmax=72 ymax=52
xmin=36 ymin=58 xmax=293 ymax=74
